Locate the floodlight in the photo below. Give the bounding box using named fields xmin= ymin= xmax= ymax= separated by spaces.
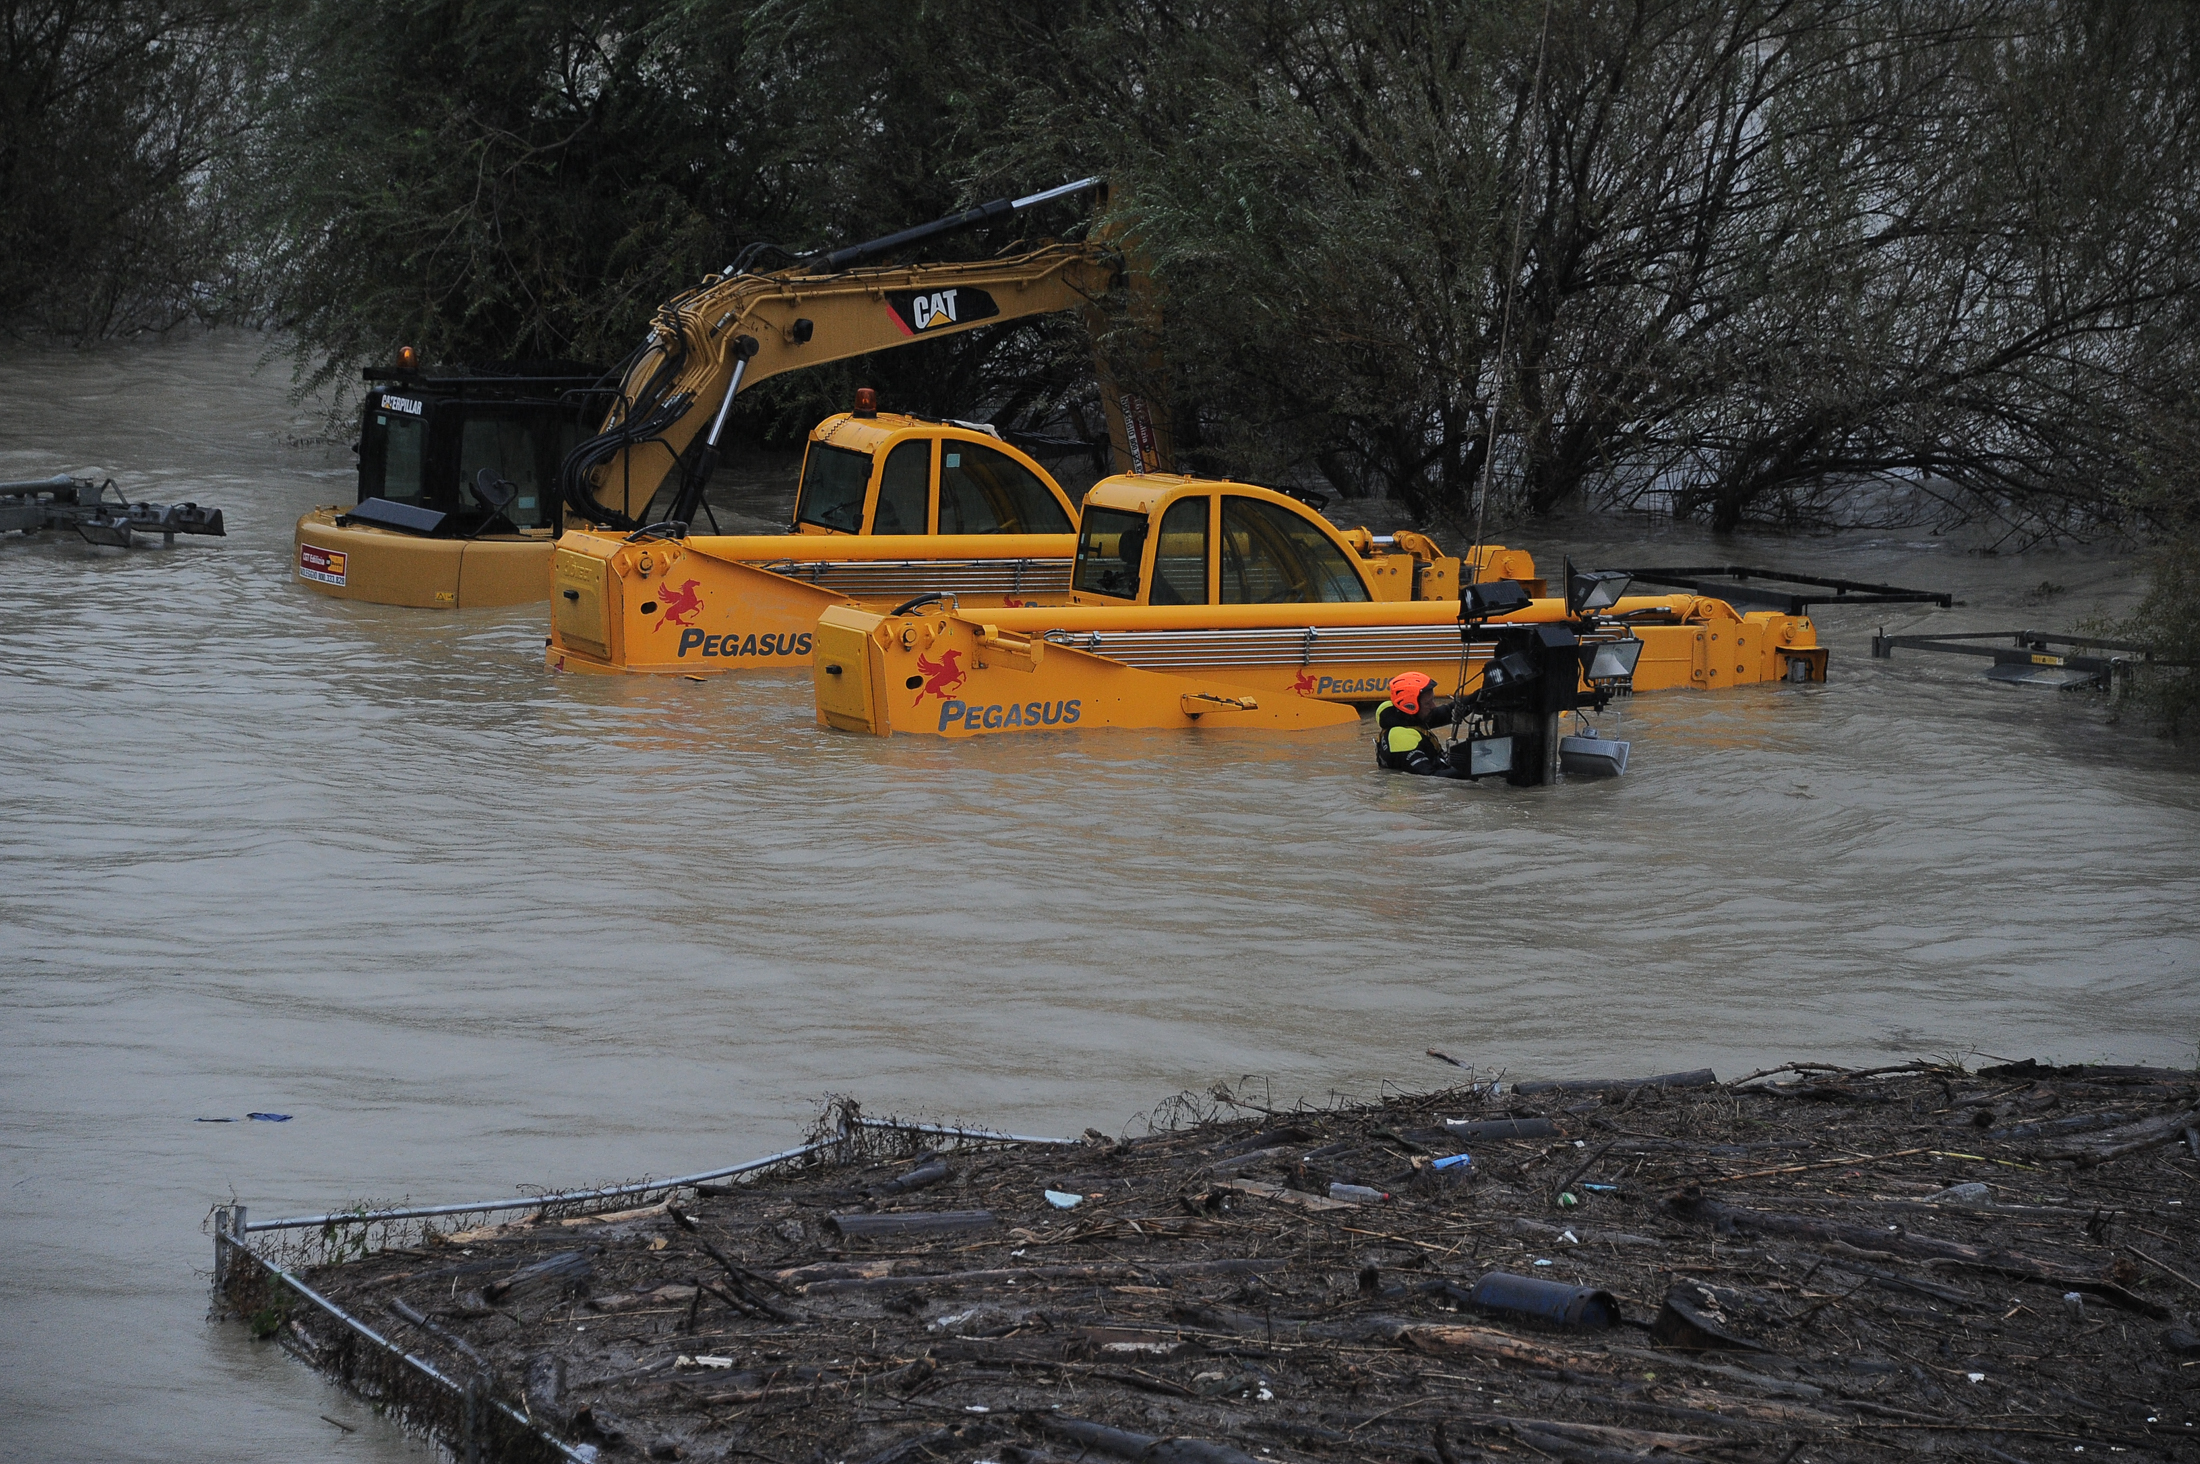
xmin=1481 ymin=650 xmax=1538 ymax=689
xmin=1568 ymin=569 xmax=1633 ymax=614
xmin=1583 ymin=637 xmax=1644 ymax=682
xmin=1466 ymin=735 xmax=1514 ymax=777
xmin=1461 ymin=579 xmax=1532 ymax=619
xmin=1558 ymin=731 xmax=1630 ymax=777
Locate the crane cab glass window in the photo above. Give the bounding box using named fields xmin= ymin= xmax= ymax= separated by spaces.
xmin=796 ymin=443 xmax=873 ymax=531
xmin=1073 ymin=506 xmax=1148 ymax=599
xmin=365 ymin=405 xmax=426 ymax=506
xmin=1149 ymin=497 xmax=1209 ymax=604
xmin=1219 ymin=496 xmax=1369 ymax=603
xmin=457 ymin=415 xmax=558 ymax=529
xmin=938 ymin=441 xmax=1071 ymax=534
xmin=870 ymin=439 xmax=931 ymax=533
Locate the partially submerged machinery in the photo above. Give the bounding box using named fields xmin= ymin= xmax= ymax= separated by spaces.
xmin=1871 ymin=627 xmax=2185 ymax=691
xmin=811 ymin=473 xmax=1830 ymax=774
xmin=295 ymin=362 xmax=606 ymax=607
xmin=297 ymin=178 xmax=1172 ymax=610
xmin=549 ymin=453 xmax=1548 ymax=676
xmin=547 ymin=405 xmax=1085 ymax=672
xmin=3 ymin=474 xmax=225 ymax=548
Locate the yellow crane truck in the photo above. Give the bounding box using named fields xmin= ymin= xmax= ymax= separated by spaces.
xmin=548 ymin=402 xmax=1089 ymax=673
xmin=809 ymin=474 xmax=1835 ymax=773
xmin=296 ymin=179 xmax=1172 ymax=610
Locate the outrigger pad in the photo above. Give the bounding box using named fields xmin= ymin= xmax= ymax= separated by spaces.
xmin=338 ymin=497 xmax=448 ymax=536
xmin=73 ymin=519 xmax=133 ymax=548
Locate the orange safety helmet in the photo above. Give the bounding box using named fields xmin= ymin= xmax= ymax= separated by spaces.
xmin=1389 ymin=671 xmax=1434 ymax=715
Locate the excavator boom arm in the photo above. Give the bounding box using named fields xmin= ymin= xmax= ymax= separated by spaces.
xmin=570 ymin=240 xmax=1165 ymax=529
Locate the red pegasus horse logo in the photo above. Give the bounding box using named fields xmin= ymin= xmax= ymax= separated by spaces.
xmin=913 ymin=648 xmax=968 ymax=704
xmin=656 ymin=578 xmax=703 ymax=629
xmin=1291 ymin=669 xmax=1318 ymax=696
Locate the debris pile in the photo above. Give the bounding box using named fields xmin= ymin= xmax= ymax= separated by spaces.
xmin=231 ymin=1060 xmax=2200 ymax=1462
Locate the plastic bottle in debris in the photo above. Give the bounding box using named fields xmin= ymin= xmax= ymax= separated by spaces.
xmin=1329 ymin=1182 xmax=1389 ymax=1203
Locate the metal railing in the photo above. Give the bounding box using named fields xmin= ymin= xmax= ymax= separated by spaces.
xmin=760 ymin=558 xmax=1072 ymax=597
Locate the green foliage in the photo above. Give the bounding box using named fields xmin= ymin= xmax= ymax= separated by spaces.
xmin=248 ymin=0 xmax=731 ymax=391
xmin=10 ymin=0 xmax=2200 ymax=554
xmin=245 ymin=0 xmax=1099 ymax=436
xmin=2120 ymin=549 xmax=2200 ymax=736
xmin=0 ymin=0 xmax=270 ymax=336
xmin=245 ymin=1283 xmax=293 ymax=1339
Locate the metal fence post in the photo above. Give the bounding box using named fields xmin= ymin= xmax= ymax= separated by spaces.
xmin=213 ymin=1205 xmax=246 ymax=1294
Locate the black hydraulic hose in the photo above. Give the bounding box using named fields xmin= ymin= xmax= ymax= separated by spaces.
xmin=888 ymin=593 xmax=948 ymax=616
xmin=559 ymin=326 xmax=690 ymax=531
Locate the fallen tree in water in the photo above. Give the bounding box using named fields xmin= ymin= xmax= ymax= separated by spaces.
xmin=215 ymin=1058 xmax=2200 ymax=1462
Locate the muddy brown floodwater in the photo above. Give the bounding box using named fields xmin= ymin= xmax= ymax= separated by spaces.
xmin=2 ymin=331 xmax=2196 ymax=1462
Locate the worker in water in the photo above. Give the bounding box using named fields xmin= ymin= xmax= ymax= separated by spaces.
xmin=1375 ymin=672 xmax=1463 ymax=777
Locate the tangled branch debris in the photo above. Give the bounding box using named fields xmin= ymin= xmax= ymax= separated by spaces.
xmin=225 ymin=1060 xmax=2200 ymax=1461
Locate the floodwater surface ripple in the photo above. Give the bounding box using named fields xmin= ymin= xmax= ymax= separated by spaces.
xmin=2 ymin=333 xmax=2196 ymax=1460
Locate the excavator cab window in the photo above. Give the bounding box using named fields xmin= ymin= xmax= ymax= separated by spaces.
xmin=938 ymin=441 xmax=1072 ymax=534
xmin=1149 ymin=496 xmax=1209 ymax=604
xmin=795 ymin=443 xmax=872 ymax=531
xmin=457 ymin=414 xmax=560 ymax=529
xmin=871 ymin=440 xmax=931 ymax=533
xmin=1219 ymin=495 xmax=1370 ymax=604
xmin=1073 ymin=506 xmax=1149 ymax=599
xmin=368 ymin=408 xmax=428 ymax=506
xmin=358 ymin=396 xmax=572 ymax=530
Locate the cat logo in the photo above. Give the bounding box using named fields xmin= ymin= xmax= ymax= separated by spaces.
xmin=885 ymin=285 xmax=1001 ymax=336
xmin=915 ymin=290 xmax=960 ymax=329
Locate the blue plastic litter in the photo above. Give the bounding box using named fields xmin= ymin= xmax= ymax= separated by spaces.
xmin=1431 ymin=1153 xmax=1473 ymax=1170
xmin=1581 ymin=1182 xmax=1620 ymax=1192
xmin=246 ymin=1112 xmax=292 ymax=1122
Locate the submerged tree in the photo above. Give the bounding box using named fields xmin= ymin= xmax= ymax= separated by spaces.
xmin=12 ymin=0 xmax=2195 ymax=560
xmin=242 ymin=0 xmax=1109 ymax=441
xmin=979 ymin=0 xmax=2200 ymax=540
xmin=0 ymin=0 xmax=269 ymax=336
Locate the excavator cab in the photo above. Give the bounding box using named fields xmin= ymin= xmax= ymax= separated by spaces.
xmin=790 ymin=411 xmax=1077 ymax=537
xmin=353 ymin=365 xmax=606 ymax=535
xmin=294 ymin=361 xmax=610 ymax=607
xmin=1065 ymin=476 xmax=1534 ymax=608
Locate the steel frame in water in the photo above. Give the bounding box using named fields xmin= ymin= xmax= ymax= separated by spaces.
xmin=1869 ymin=627 xmax=2187 ymax=691
xmin=1625 ymin=565 xmax=1952 ymax=615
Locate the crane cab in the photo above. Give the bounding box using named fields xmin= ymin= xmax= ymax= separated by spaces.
xmin=1064 ymin=475 xmax=1540 ymax=608
xmin=791 ymin=412 xmax=1077 ymax=537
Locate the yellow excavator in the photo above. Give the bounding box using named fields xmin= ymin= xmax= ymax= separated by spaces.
xmin=295 ymin=180 xmax=1174 ymax=611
